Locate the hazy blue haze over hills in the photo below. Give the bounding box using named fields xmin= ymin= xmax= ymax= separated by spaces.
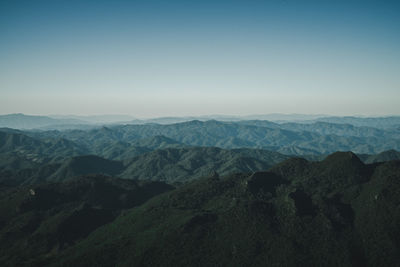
xmin=0 ymin=114 xmax=88 ymax=129
xmin=1 ymin=115 xmax=400 ymax=159
xmin=0 ymin=124 xmax=399 ymax=186
xmin=314 ymin=116 xmax=400 ymax=129
xmin=33 ymin=120 xmax=400 ymax=155
xmin=2 ymin=113 xmax=400 ymax=130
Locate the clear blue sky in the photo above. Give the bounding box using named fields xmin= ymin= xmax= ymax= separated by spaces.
xmin=1 ymin=0 xmax=399 ymax=117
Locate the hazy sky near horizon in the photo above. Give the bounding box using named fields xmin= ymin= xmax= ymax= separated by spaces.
xmin=1 ymin=0 xmax=399 ymax=117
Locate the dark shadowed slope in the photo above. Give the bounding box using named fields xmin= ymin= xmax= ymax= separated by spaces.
xmin=46 ymin=153 xmax=400 ymax=267
xmin=0 ymin=175 xmax=173 ymax=266
xmin=30 ymin=155 xmax=125 ymax=184
xmin=363 ymin=149 xmax=400 ymax=164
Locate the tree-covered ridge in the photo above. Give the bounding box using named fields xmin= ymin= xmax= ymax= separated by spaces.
xmin=25 ymin=120 xmax=400 ymax=155
xmin=6 ymin=152 xmax=393 ymax=267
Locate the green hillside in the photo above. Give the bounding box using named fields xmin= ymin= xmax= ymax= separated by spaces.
xmin=45 ymin=153 xmax=399 ymax=267
xmin=121 ymin=147 xmax=289 ymax=183
xmin=0 ymin=175 xmax=173 ymax=266
xmin=1 ymin=147 xmax=289 ymax=185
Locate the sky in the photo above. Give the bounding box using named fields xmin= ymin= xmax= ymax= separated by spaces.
xmin=0 ymin=0 xmax=399 ymax=118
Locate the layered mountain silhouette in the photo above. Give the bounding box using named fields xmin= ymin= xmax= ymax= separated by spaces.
xmin=0 ymin=115 xmax=399 ymax=266
xmin=1 ymin=127 xmax=399 ymax=186
xmin=2 ymin=116 xmax=400 ymax=158
xmin=0 ymin=114 xmax=86 ymax=129
xmin=2 ymin=114 xmax=400 ymax=130
xmin=22 ymin=120 xmax=400 ymax=155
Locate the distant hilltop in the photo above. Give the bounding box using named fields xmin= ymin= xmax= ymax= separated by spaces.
xmin=1 ymin=113 xmax=400 ymax=130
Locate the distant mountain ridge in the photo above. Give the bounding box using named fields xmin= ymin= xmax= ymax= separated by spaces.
xmin=0 ymin=114 xmax=87 ymax=129
xmin=2 ymin=113 xmax=400 ymax=130
xmin=1 ymin=118 xmax=399 ymax=175
xmin=363 ymin=149 xmax=400 ymax=163
xmin=313 ymin=116 xmax=400 ymax=129
xmin=33 ymin=120 xmax=400 ymax=155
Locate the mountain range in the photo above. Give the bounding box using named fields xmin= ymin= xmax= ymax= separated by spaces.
xmin=2 ymin=113 xmax=400 ymax=130
xmin=4 ymin=118 xmax=399 ymax=156
xmin=1 ymin=127 xmax=399 ymax=187
xmin=0 ymin=152 xmax=399 ymax=266
xmin=1 ymin=114 xmax=399 ymax=266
